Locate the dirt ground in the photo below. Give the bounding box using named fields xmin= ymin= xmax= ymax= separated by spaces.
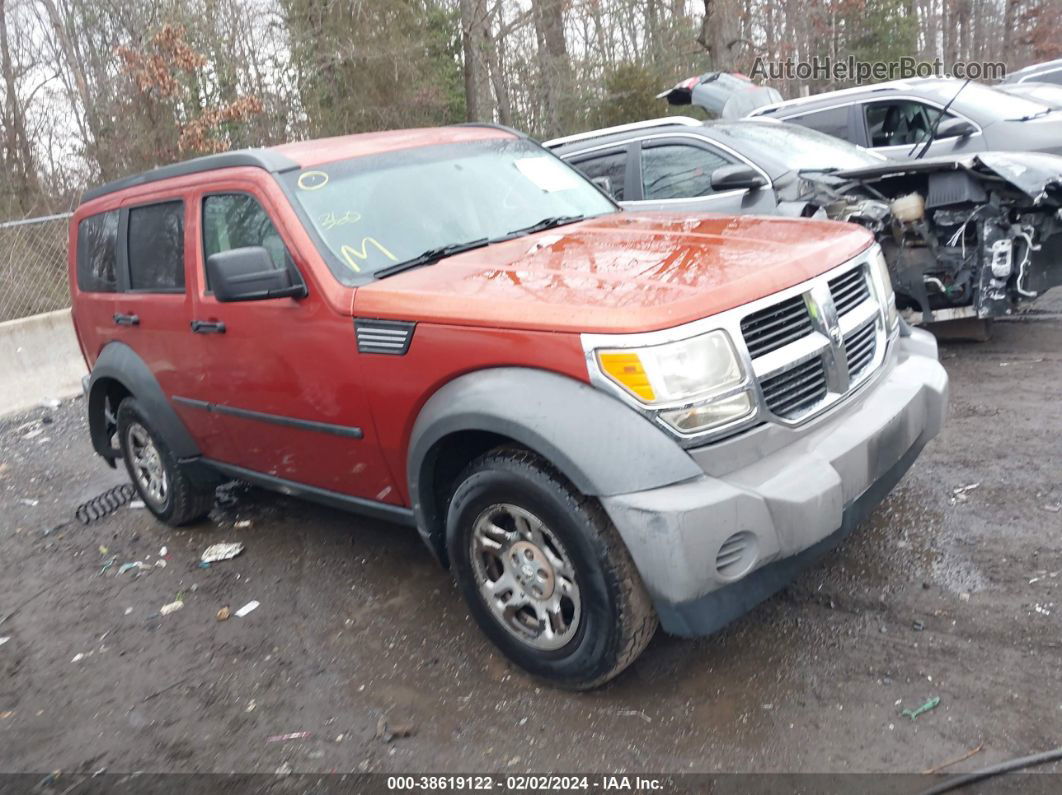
xmin=1 ymin=296 xmax=1061 ymax=780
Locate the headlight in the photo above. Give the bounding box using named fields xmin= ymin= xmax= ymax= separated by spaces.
xmin=594 ymin=330 xmax=754 ymax=433
xmin=870 ymin=246 xmax=899 ymax=330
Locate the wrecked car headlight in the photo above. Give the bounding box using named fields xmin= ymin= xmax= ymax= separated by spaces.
xmin=594 ymin=330 xmax=754 ymax=433
xmin=869 ymin=245 xmax=899 ymax=331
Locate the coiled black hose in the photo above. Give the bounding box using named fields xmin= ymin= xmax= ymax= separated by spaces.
xmin=74 ymin=483 xmax=136 ymax=524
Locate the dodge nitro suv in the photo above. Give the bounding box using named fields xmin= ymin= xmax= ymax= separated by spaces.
xmin=69 ymin=125 xmax=949 ymax=689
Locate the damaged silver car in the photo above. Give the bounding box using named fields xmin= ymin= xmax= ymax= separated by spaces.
xmin=546 ymin=117 xmax=1062 ymax=335
xmin=801 ymin=151 xmax=1062 ymax=326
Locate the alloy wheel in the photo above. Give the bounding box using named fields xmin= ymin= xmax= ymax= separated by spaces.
xmin=470 ymin=503 xmax=581 ymax=651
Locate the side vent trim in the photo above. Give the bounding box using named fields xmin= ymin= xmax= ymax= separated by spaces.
xmin=355 ymin=318 xmax=416 ymax=355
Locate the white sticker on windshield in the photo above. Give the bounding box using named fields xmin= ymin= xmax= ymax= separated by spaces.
xmin=514 ymin=156 xmax=583 ymax=192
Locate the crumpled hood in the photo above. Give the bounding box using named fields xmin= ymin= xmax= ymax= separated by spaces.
xmin=354 ymin=212 xmax=874 ymax=334
xmin=834 ymin=151 xmax=1062 ymax=205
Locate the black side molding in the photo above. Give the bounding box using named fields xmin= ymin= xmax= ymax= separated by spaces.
xmin=204 ymin=459 xmax=415 ymax=527
xmin=173 ymin=396 xmax=363 ymax=439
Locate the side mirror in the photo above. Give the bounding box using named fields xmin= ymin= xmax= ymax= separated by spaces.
xmin=934 ymin=117 xmax=977 ymax=140
xmin=206 ymin=247 xmax=307 ymax=302
xmin=710 ymin=164 xmax=767 ymax=192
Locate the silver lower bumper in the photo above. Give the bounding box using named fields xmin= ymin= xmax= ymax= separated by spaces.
xmin=601 ymin=328 xmax=949 ymax=635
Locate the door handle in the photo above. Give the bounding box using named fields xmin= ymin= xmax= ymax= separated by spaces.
xmin=113 ymin=313 xmax=139 ymax=326
xmin=190 ymin=320 xmax=226 ymax=334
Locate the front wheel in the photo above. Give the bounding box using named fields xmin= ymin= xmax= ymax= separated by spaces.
xmin=447 ymin=448 xmax=657 ymax=689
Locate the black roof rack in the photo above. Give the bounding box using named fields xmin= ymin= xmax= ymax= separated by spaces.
xmin=80 ymin=148 xmax=300 ymax=204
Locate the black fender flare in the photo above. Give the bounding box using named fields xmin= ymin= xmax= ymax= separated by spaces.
xmin=87 ymin=342 xmax=201 ymax=461
xmin=406 ymin=367 xmax=702 ymax=562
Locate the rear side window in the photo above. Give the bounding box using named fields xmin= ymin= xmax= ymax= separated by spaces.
xmin=569 ymin=150 xmax=627 ymax=200
xmin=640 ymin=144 xmax=734 ymax=200
xmin=127 ymin=201 xmax=185 ymax=291
xmin=76 ymin=210 xmax=119 ymax=292
xmin=203 ymin=193 xmax=292 ymax=288
xmin=789 ymin=106 xmax=850 ymax=141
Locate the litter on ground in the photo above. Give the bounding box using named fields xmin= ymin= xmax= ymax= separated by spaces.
xmin=160 ymin=600 xmax=184 ymax=616
xmin=267 ymin=731 xmax=311 ymax=743
xmin=234 ymin=601 xmax=259 ymax=618
xmin=201 ymin=542 xmax=245 ymax=563
xmin=117 ymin=562 xmax=150 ymax=575
xmin=901 ymin=696 xmax=941 ymax=720
xmin=949 ymin=483 xmax=981 ymax=504
xmin=376 ymin=715 xmax=416 ymax=743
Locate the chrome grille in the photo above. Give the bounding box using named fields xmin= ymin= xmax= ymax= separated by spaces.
xmin=739 ymin=294 xmax=812 ymax=359
xmin=829 ymin=266 xmax=870 ymax=316
xmin=580 ymin=249 xmax=893 ymax=448
xmin=740 ymin=257 xmax=889 ymax=427
xmin=844 ymin=321 xmax=877 ymax=378
xmin=760 ymin=356 xmax=828 ymax=418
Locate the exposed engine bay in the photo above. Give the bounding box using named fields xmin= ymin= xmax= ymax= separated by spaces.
xmin=784 ymin=153 xmax=1062 ymax=321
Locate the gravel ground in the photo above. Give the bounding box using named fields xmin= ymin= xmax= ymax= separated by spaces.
xmin=0 ymin=295 xmax=1060 ymax=779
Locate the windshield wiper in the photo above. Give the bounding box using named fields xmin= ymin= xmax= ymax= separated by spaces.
xmin=1012 ymin=109 xmax=1053 ymax=121
xmin=497 ymin=214 xmax=585 ymax=240
xmin=374 ymin=238 xmax=489 ymax=279
xmin=911 ymin=78 xmax=970 ymax=160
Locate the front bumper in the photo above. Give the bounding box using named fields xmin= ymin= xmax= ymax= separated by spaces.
xmin=600 ymin=328 xmax=948 ymax=636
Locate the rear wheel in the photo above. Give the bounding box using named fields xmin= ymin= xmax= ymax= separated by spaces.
xmin=447 ymin=448 xmax=657 ymax=689
xmin=116 ymin=399 xmax=214 ymax=526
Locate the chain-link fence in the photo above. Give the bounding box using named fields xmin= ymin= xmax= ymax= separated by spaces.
xmin=0 ymin=213 xmax=73 ymax=323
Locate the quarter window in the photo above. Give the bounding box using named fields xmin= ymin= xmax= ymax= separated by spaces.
xmin=127 ymin=201 xmax=185 ymax=291
xmin=202 ymin=193 xmax=292 ymax=286
xmin=640 ymin=144 xmax=735 ymax=200
xmin=569 ymin=150 xmax=627 ymax=200
xmin=76 ymin=210 xmax=119 ymax=292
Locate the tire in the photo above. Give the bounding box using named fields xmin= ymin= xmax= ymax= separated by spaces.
xmin=446 ymin=447 xmax=657 ymax=690
xmin=116 ymin=398 xmax=214 ymax=526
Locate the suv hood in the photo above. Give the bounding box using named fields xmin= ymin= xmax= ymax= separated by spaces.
xmin=354 ymin=213 xmax=873 ymax=333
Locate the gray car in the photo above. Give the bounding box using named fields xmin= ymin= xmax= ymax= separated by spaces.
xmin=998 ymin=81 xmax=1062 ymax=110
xmin=1003 ymin=59 xmax=1062 ymax=86
xmin=689 ymin=76 xmax=1062 ymax=159
xmin=546 ymin=116 xmax=1062 ymax=334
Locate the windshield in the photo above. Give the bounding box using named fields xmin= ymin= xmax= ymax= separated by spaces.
xmin=953 ymin=82 xmax=1051 ymax=119
xmin=282 ymin=138 xmax=617 ymax=283
xmin=711 ymin=121 xmax=884 ymax=171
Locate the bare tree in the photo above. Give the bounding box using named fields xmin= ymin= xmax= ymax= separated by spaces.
xmin=531 ymin=0 xmax=573 ymax=136
xmin=461 ymin=0 xmax=494 ymax=122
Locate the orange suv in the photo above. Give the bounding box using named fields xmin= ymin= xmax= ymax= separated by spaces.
xmin=69 ymin=124 xmax=949 ymax=688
